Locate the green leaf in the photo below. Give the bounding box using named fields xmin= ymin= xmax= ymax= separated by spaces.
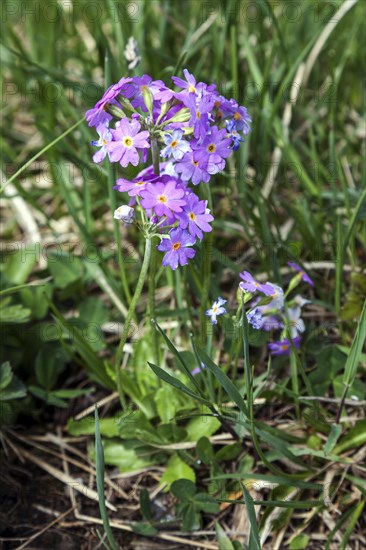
xmin=48 ymin=253 xmax=84 ymax=289
xmin=215 ymin=522 xmax=235 ymax=550
xmin=193 ymin=344 xmax=248 ymax=418
xmin=185 ymin=413 xmax=220 ymax=441
xmin=3 ymin=246 xmax=38 ymax=284
xmin=0 ymin=362 xmax=12 ymax=390
xmin=28 ymin=386 xmax=67 ymax=408
xmin=95 ymin=407 xmax=118 ymax=550
xmin=0 ymin=304 xmax=31 ymax=323
xmin=181 ymin=503 xmax=201 ymax=531
xmin=0 ymin=363 xmax=26 ymax=401
xmin=131 ymin=522 xmax=158 ymax=536
xmin=171 ymin=479 xmax=197 ymax=501
xmin=35 ymin=345 xmax=68 ymax=390
xmin=334 ymin=419 xmax=366 ymax=454
xmin=343 ymin=299 xmax=366 ymax=386
xmin=290 ymin=534 xmax=310 ymax=550
xmin=196 ymin=437 xmax=214 ymax=465
xmin=154 ymin=385 xmax=180 ymax=423
xmin=139 ymin=488 xmax=152 ymax=521
xmin=161 ymin=454 xmax=196 ymax=490
xmin=241 ymin=484 xmax=261 ymax=550
xmin=193 ymin=493 xmax=219 ymax=513
xmin=147 ymin=362 xmax=212 ymax=408
xmin=67 ymin=416 xmax=121 ymax=438
xmin=324 ymin=423 xmax=343 ymax=456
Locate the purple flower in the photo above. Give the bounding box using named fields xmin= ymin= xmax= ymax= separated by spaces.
xmin=107 ymin=119 xmax=150 ymax=167
xmin=206 ymin=297 xmax=227 ymax=325
xmin=161 ymin=129 xmax=191 ymax=160
xmin=239 ymin=271 xmax=276 ymax=297
xmin=172 ymin=68 xmax=198 ymax=94
xmin=191 ymin=362 xmax=206 ymax=376
xmin=177 ymin=194 xmax=213 ymax=240
xmin=174 ymin=152 xmax=211 ymax=185
xmin=222 ymin=99 xmax=252 ymax=134
xmin=247 ymin=308 xmax=264 ymax=330
xmin=288 ymin=262 xmax=314 ymax=287
xmin=268 ymin=337 xmax=301 ymax=356
xmin=91 ymin=124 xmax=112 ymax=163
xmin=226 ymin=119 xmax=245 ymax=151
xmin=193 ymin=126 xmax=232 ymax=174
xmin=85 ymin=77 xmax=133 ymax=127
xmin=185 ymin=94 xmax=213 ymax=140
xmin=140 ymin=179 xmax=186 ymax=218
xmin=157 ymin=228 xmax=196 ymax=270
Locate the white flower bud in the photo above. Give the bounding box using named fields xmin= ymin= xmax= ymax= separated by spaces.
xmin=114 ymin=205 xmax=135 ymax=224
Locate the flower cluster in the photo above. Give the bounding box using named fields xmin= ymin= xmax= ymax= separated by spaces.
xmin=86 ymin=70 xmax=251 ymax=269
xmin=241 ymin=263 xmax=314 ymax=355
xmin=205 ymin=263 xmax=314 ymax=355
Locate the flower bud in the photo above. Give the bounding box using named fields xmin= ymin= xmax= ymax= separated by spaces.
xmin=142 ymin=88 xmax=154 ymax=115
xmin=114 ymin=205 xmax=135 ymax=224
xmin=161 ymin=107 xmax=191 ymax=126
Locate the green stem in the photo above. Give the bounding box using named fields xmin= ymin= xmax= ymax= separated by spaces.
xmin=148 ymin=136 xmax=161 ymax=364
xmin=107 ymin=162 xmax=132 ymax=307
xmin=114 ymin=238 xmax=152 ymax=408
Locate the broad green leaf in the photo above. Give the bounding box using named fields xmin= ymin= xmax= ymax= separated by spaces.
xmin=67 ymin=416 xmax=121 ymax=438
xmin=196 ymin=436 xmax=214 ymax=465
xmin=35 ymin=345 xmax=68 ymax=390
xmin=160 ymin=454 xmax=196 ymax=489
xmin=154 ymin=385 xmax=180 ymax=423
xmin=185 ymin=413 xmax=220 ymax=441
xmin=171 ymin=479 xmax=197 ymax=501
xmin=48 ymin=253 xmax=84 ymax=289
xmin=0 ymin=304 xmax=31 ymax=323
xmin=3 ymin=247 xmax=38 ymax=284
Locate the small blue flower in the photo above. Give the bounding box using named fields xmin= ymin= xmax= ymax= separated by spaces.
xmin=161 ymin=129 xmax=191 ymax=160
xmin=206 ymin=297 xmax=227 ymax=325
xmin=247 ymin=307 xmax=263 ymax=330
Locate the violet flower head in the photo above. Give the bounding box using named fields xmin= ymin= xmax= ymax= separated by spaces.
xmin=288 ymin=262 xmax=314 ymax=287
xmin=140 ymin=179 xmax=186 ymax=218
xmin=177 ymin=194 xmax=213 ymax=240
xmin=107 ymin=118 xmax=150 ymax=167
xmin=239 ymin=271 xmax=276 ymax=297
xmin=268 ymin=337 xmax=301 ymax=356
xmin=157 ymin=228 xmax=196 ymax=270
xmin=206 ymin=297 xmax=227 ymax=325
xmin=194 ymin=126 xmax=232 ymax=175
xmin=174 ymin=151 xmax=211 ymax=185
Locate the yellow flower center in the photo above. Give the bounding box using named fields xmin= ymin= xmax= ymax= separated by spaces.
xmin=189 ymin=212 xmax=196 ymax=221
xmin=233 ymin=111 xmax=241 ymax=121
xmin=102 ymin=139 xmax=107 ymax=145
xmin=212 ymin=306 xmax=218 ymax=313
xmin=141 ymin=85 xmax=148 ymax=92
xmin=123 ymin=137 xmax=133 ymax=147
xmin=280 ymin=344 xmax=289 ymax=350
xmin=173 ymin=242 xmax=181 ymax=250
xmin=196 ymin=110 xmax=201 ymax=119
xmin=171 ymin=140 xmax=178 ymax=148
xmin=193 ymin=160 xmax=199 ymax=166
xmin=158 ymin=195 xmax=167 ymax=203
xmin=136 ymin=181 xmax=145 ymax=186
xmin=188 ymin=85 xmax=196 ymax=93
xmin=207 ymin=144 xmax=216 ymax=153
